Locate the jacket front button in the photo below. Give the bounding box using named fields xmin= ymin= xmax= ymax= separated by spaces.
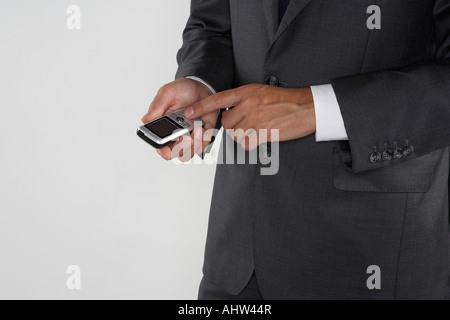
xmin=268 ymin=76 xmax=279 ymax=87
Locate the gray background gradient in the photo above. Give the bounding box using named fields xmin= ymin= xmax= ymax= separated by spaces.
xmin=0 ymin=0 xmax=217 ymax=299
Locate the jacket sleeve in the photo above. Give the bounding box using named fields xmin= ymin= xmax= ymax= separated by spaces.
xmin=330 ymin=0 xmax=450 ymax=173
xmin=175 ymin=0 xmax=234 ymax=93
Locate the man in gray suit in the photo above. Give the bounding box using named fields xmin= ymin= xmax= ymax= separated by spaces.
xmin=142 ymin=0 xmax=450 ymax=299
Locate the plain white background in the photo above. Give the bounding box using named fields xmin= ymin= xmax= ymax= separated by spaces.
xmin=0 ymin=0 xmax=218 ymax=299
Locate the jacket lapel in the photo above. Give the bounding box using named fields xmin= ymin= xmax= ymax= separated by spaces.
xmin=261 ymin=0 xmax=279 ymax=41
xmin=262 ymin=0 xmax=313 ymax=46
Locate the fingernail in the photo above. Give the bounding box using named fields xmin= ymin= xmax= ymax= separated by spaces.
xmin=184 ymin=107 xmax=194 ymax=118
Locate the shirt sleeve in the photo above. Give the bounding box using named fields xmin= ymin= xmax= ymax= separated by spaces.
xmin=186 ymin=76 xmax=217 ymax=94
xmin=311 ymin=84 xmax=349 ymax=142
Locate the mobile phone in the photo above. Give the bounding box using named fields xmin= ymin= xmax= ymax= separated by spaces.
xmin=137 ymin=109 xmax=204 ymax=149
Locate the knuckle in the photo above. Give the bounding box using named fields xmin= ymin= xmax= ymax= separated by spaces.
xmin=158 ymin=85 xmax=166 ymax=95
xmin=193 ymin=104 xmax=203 ymax=115
xmin=215 ymin=95 xmax=227 ymax=109
xmin=258 ymin=84 xmax=268 ymax=92
xmin=240 ymin=84 xmax=256 ymax=94
xmin=213 ymin=92 xmax=223 ymax=104
xmin=261 ymin=94 xmax=272 ymax=105
xmin=245 ymin=95 xmax=261 ymax=107
xmin=160 ymin=84 xmax=174 ymax=96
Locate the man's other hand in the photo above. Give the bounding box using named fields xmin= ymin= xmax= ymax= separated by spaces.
xmin=183 ymin=84 xmax=316 ymax=151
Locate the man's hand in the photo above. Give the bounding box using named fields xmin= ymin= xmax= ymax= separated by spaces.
xmin=142 ymin=78 xmax=218 ymax=161
xmin=183 ymin=84 xmax=316 ymax=150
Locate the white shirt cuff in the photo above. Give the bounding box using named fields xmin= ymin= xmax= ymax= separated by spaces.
xmin=311 ymin=84 xmax=349 ymax=142
xmin=186 ymin=76 xmax=216 ymax=94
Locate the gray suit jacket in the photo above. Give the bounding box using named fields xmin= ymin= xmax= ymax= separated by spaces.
xmin=176 ymin=0 xmax=450 ymax=299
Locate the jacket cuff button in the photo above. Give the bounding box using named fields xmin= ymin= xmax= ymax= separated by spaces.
xmin=393 ymin=149 xmax=403 ymax=159
xmin=392 ymin=142 xmax=403 ymax=159
xmin=382 ymin=150 xmax=393 ymax=161
xmin=382 ymin=143 xmax=393 ymax=161
xmin=369 ymin=146 xmax=382 ymax=163
xmin=370 ymin=152 xmax=382 ymax=163
xmin=402 ymin=140 xmax=414 ymax=157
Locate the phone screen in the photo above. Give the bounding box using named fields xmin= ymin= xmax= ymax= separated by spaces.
xmin=145 ymin=117 xmax=182 ymax=139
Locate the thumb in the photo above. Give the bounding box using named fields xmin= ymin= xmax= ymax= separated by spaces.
xmin=142 ymin=88 xmax=175 ymax=124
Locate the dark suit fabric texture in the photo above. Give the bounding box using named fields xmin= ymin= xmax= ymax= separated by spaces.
xmin=176 ymin=0 xmax=450 ymax=300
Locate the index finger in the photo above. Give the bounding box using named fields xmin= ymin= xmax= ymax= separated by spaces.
xmin=184 ymin=88 xmax=242 ymax=119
